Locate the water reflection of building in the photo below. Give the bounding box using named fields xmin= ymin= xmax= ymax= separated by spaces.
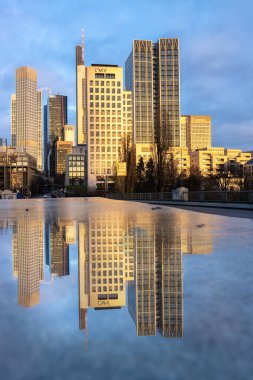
xmin=78 ymin=213 xmax=135 ymax=333
xmin=49 ymin=221 xmax=69 ymax=277
xmin=128 ymin=222 xmax=183 ymax=338
xmin=12 ymin=215 xmax=44 ymax=307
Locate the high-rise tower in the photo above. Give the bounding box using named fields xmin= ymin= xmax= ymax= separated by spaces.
xmin=76 ymin=41 xmax=87 ymax=145
xmin=45 ymin=94 xmax=68 ymax=177
xmin=16 ymin=67 xmax=38 ymax=161
xmin=125 ymin=39 xmax=180 ymax=161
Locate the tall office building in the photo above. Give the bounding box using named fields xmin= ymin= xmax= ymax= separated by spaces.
xmin=181 ymin=115 xmax=212 ymax=152
xmin=37 ymin=90 xmax=43 ymax=171
xmin=84 ymin=64 xmax=128 ymax=191
xmin=46 ymin=94 xmax=68 ymax=177
xmin=11 ymin=94 xmax=16 ymax=146
xmin=76 ymin=44 xmax=86 ymax=145
xmin=16 ymin=67 xmax=40 ymax=166
xmin=125 ymin=38 xmax=180 ymax=160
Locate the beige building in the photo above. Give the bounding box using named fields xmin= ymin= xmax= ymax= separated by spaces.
xmin=63 ymin=125 xmax=75 ymax=145
xmin=181 ymin=115 xmax=212 ymax=152
xmin=56 ymin=141 xmax=73 ymax=175
xmin=15 ymin=66 xmax=42 ymax=171
xmin=11 ymin=94 xmax=16 ymax=146
xmin=0 ymin=146 xmax=37 ymax=192
xmin=83 ymin=64 xmax=130 ymax=191
xmin=190 ymin=147 xmax=252 ymax=176
xmin=169 ymin=147 xmax=190 ymax=175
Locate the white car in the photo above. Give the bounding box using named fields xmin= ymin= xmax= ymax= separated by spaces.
xmin=43 ymin=194 xmax=48 ymax=198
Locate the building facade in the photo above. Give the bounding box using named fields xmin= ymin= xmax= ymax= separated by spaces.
xmin=76 ymin=45 xmax=87 ymax=145
xmin=65 ymin=145 xmax=87 ymax=186
xmin=0 ymin=138 xmax=7 ymax=147
xmin=11 ymin=94 xmax=16 ymax=146
xmin=56 ymin=141 xmax=73 ymax=175
xmin=46 ymin=94 xmax=68 ymax=177
xmin=15 ymin=67 xmax=42 ymax=169
xmin=84 ymin=64 xmax=128 ymax=191
xmin=125 ymin=38 xmax=180 ymax=160
xmin=63 ymin=125 xmax=75 ymax=145
xmin=181 ymin=115 xmax=212 ymax=152
xmin=0 ymin=146 xmax=37 ymax=192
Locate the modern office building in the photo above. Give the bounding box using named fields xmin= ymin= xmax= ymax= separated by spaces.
xmin=65 ymin=145 xmax=87 ymax=186
xmin=76 ymin=44 xmax=86 ymax=145
xmin=83 ymin=64 xmax=128 ymax=191
xmin=56 ymin=141 xmax=73 ymax=175
xmin=15 ymin=67 xmax=42 ymax=170
xmin=46 ymin=94 xmax=68 ymax=177
xmin=181 ymin=115 xmax=212 ymax=152
xmin=11 ymin=94 xmax=16 ymax=146
xmin=63 ymin=125 xmax=75 ymax=145
xmin=125 ymin=38 xmax=180 ymax=160
xmin=0 ymin=138 xmax=7 ymax=147
xmin=37 ymin=90 xmax=43 ymax=171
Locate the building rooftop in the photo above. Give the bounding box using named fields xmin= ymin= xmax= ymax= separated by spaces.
xmin=91 ymin=64 xmax=118 ymax=67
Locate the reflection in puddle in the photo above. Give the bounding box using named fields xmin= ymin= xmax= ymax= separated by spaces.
xmin=3 ymin=204 xmax=213 ymax=340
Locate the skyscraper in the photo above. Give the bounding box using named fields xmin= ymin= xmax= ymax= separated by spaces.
xmin=83 ymin=64 xmax=129 ymax=191
xmin=16 ymin=67 xmax=39 ymax=163
xmin=125 ymin=38 xmax=180 ymax=160
xmin=14 ymin=67 xmax=42 ymax=171
xmin=11 ymin=94 xmax=16 ymax=146
xmin=46 ymin=94 xmax=68 ymax=177
xmin=37 ymin=90 xmax=43 ymax=172
xmin=76 ymin=44 xmax=86 ymax=145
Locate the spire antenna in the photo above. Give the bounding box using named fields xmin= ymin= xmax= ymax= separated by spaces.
xmin=81 ymin=28 xmax=85 ymax=65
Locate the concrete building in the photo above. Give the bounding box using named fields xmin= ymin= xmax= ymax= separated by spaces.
xmin=181 ymin=115 xmax=212 ymax=152
xmin=190 ymin=147 xmax=252 ymax=176
xmin=244 ymin=158 xmax=253 ymax=188
xmin=63 ymin=125 xmax=75 ymax=145
xmin=56 ymin=141 xmax=73 ymax=175
xmin=15 ymin=67 xmax=42 ymax=171
xmin=65 ymin=145 xmax=87 ymax=186
xmin=125 ymin=38 xmax=180 ymax=161
xmin=0 ymin=146 xmax=37 ymax=192
xmin=83 ymin=64 xmax=129 ymax=191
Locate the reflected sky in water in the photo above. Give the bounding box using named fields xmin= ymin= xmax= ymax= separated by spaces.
xmin=0 ymin=199 xmax=253 ymax=380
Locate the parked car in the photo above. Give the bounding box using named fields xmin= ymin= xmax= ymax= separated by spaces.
xmin=51 ymin=193 xmax=58 ymax=198
xmin=43 ymin=194 xmax=48 ymax=198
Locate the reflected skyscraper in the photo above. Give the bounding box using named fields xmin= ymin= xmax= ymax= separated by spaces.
xmin=128 ymin=214 xmax=183 ymax=338
xmin=49 ymin=221 xmax=69 ymax=277
xmin=12 ymin=214 xmax=44 ymax=307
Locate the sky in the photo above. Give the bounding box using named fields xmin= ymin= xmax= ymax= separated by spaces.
xmin=0 ymin=0 xmax=253 ymax=150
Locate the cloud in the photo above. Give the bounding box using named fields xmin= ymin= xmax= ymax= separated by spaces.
xmin=0 ymin=0 xmax=253 ymax=149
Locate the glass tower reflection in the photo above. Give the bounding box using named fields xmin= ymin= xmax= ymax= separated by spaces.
xmin=9 ymin=208 xmax=213 ymax=339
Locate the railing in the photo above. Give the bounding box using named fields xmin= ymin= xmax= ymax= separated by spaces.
xmin=104 ymin=191 xmax=253 ymax=204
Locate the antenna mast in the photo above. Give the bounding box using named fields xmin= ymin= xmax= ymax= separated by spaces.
xmin=81 ymin=28 xmax=85 ymax=65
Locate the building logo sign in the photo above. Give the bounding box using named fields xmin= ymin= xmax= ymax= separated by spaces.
xmin=95 ymin=68 xmax=107 ymax=73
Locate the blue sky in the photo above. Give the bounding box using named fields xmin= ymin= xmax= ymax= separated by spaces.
xmin=0 ymin=0 xmax=253 ymax=150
